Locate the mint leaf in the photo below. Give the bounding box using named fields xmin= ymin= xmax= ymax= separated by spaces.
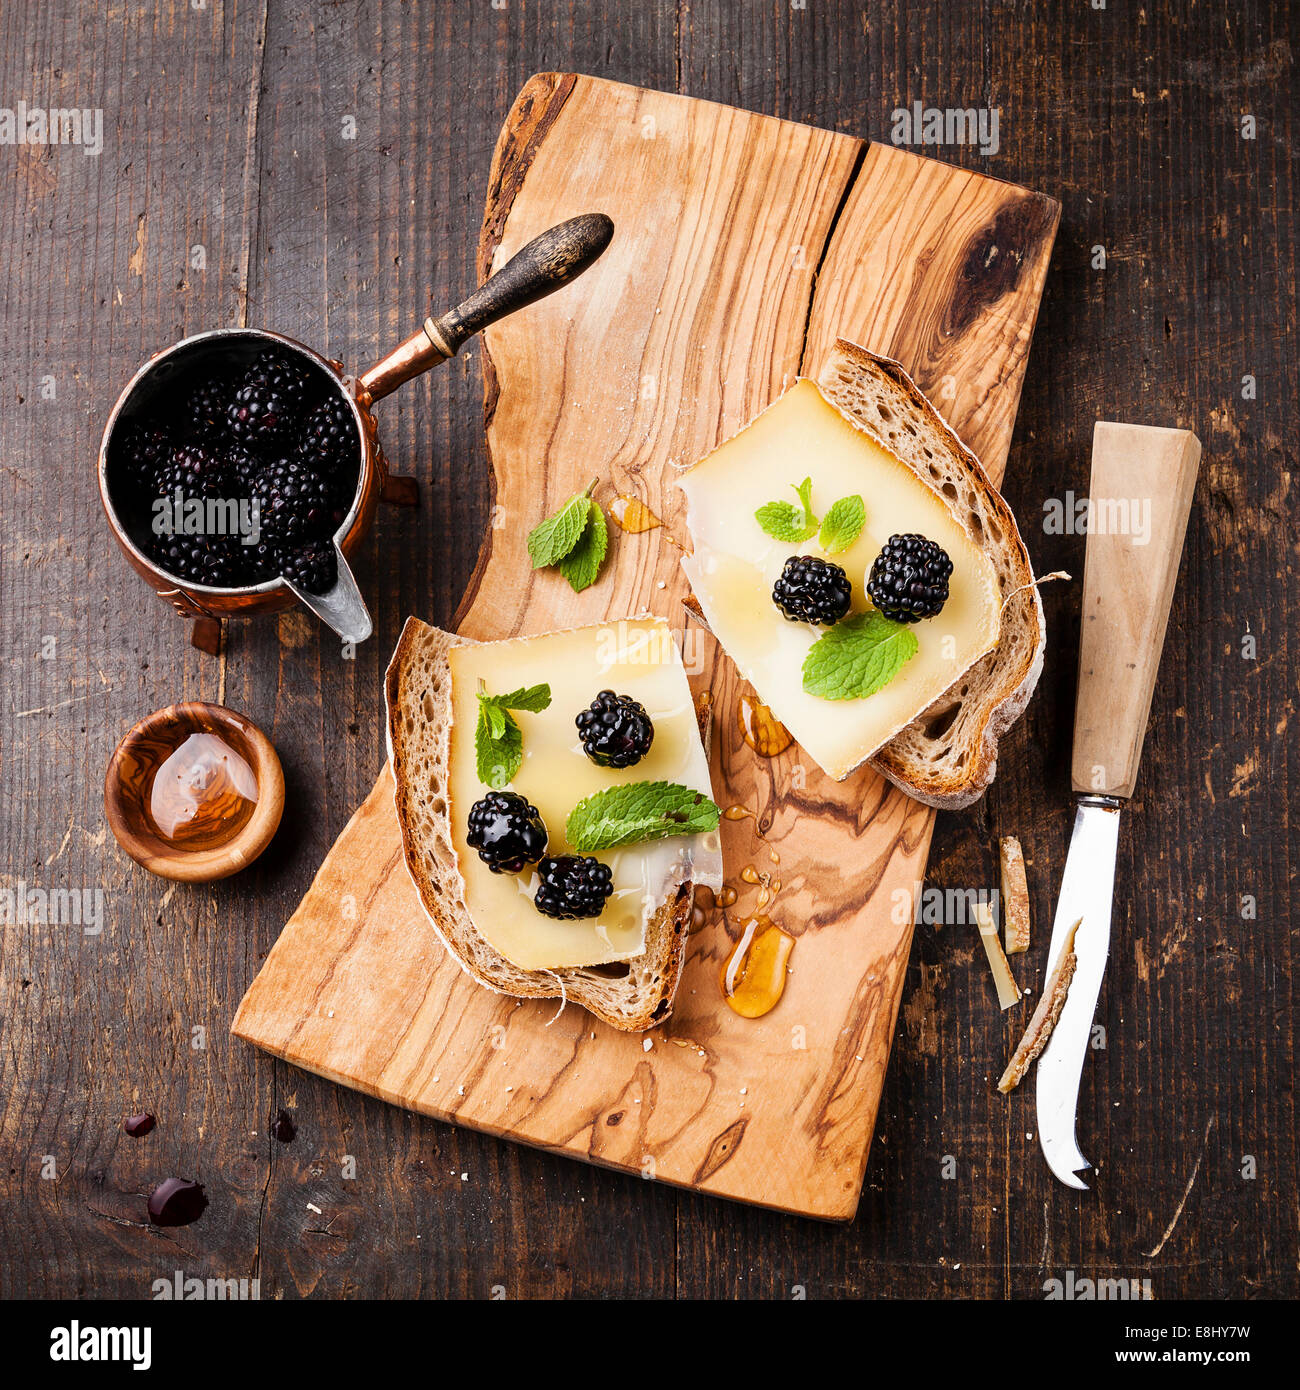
xmin=481 ymin=700 xmax=507 ymax=740
xmin=755 ymin=500 xmax=816 ymax=543
xmin=566 ymin=781 xmax=721 ymax=853
xmin=556 ymin=499 xmax=608 ymax=592
xmin=818 ymin=494 xmax=866 ymax=554
xmin=475 ymin=708 xmax=523 ymax=788
xmin=802 ymin=611 xmax=918 ymax=700
xmin=527 ymin=490 xmax=592 ymax=569
xmin=755 ymin=477 xmax=819 ymax=543
xmin=474 ymin=682 xmax=551 ymax=787
xmin=491 ymin=684 xmax=552 ymax=715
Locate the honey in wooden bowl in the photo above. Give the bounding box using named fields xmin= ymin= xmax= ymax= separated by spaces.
xmin=105 ymin=703 xmax=284 ymax=881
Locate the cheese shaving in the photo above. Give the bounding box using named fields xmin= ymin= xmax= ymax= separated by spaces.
xmin=975 ymin=901 xmax=1020 ymax=1009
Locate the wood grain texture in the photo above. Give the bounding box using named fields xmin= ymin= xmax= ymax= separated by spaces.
xmin=0 ymin=0 xmax=1294 ymax=1298
xmin=233 ymin=74 xmax=1057 ymax=1220
xmin=1071 ymin=424 xmax=1202 ymax=797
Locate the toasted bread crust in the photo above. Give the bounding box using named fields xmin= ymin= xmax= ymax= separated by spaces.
xmin=817 ymin=340 xmax=1046 ymax=809
xmin=384 ymin=617 xmax=694 ymax=1031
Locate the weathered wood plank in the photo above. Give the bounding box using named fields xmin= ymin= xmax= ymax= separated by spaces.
xmin=0 ymin=0 xmax=1294 ymax=1297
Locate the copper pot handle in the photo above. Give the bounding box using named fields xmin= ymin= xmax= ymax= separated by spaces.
xmin=357 ymin=212 xmax=613 ymax=403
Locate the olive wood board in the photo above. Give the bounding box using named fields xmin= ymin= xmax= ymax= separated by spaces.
xmin=233 ymin=73 xmax=1059 ymax=1220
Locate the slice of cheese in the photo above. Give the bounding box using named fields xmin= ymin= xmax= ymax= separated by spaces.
xmin=447 ymin=617 xmax=722 ymax=972
xmin=678 ymin=379 xmax=1002 ymax=780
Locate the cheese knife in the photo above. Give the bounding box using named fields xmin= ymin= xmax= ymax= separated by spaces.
xmin=1036 ymin=421 xmax=1201 ymax=1189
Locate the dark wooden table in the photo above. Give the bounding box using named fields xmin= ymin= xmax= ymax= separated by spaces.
xmin=2 ymin=1 xmax=1294 ymax=1300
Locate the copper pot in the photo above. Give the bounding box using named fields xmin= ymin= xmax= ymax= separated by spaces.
xmin=98 ymin=214 xmax=613 ymax=650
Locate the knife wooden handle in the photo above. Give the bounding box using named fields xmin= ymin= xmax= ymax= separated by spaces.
xmin=1070 ymin=421 xmax=1201 ymax=798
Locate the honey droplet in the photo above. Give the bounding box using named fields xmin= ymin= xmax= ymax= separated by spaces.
xmin=740 ymin=864 xmax=761 ymax=884
xmin=690 ymin=883 xmax=716 ymax=933
xmin=720 ymin=915 xmax=796 ymax=1019
xmin=609 ymin=495 xmax=662 ymax=534
xmin=723 ymin=804 xmax=753 ymax=822
xmin=737 ymin=694 xmax=793 ymax=758
xmin=146 ymin=732 xmax=259 ymax=849
xmin=715 ymin=886 xmax=738 ymax=908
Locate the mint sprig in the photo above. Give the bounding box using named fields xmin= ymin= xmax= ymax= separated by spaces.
xmin=817 ymin=494 xmax=865 ymax=554
xmin=802 ymin=611 xmax=918 ymax=700
xmin=566 ymin=781 xmax=721 ymax=853
xmin=526 ymin=480 xmax=610 ymax=592
xmin=755 ymin=476 xmax=818 ymax=543
xmin=556 ymin=499 xmax=608 ymax=592
xmin=474 ymin=682 xmax=552 ymax=788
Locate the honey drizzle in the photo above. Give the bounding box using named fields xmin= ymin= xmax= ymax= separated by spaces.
xmin=736 ymin=694 xmax=793 ymax=758
xmin=720 ymin=915 xmax=796 ymax=1018
xmin=713 ymin=801 xmax=793 ymax=1014
xmin=608 ymin=495 xmax=662 ymax=534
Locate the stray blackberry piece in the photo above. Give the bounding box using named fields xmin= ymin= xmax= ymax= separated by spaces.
xmin=250 ymin=458 xmax=336 ymax=544
xmin=866 ymin=533 xmax=953 ymax=623
xmin=771 ymin=554 xmax=853 ymax=626
xmin=534 ymin=855 xmax=614 ymax=920
xmin=575 ymin=690 xmax=655 ymax=769
xmin=466 ymin=791 xmax=548 ymax=874
xmin=278 ymin=540 xmax=337 ymax=594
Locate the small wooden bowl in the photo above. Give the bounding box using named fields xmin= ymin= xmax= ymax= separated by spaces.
xmin=105 ymin=703 xmax=285 ymax=882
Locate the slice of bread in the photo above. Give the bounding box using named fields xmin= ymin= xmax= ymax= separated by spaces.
xmin=384 ymin=617 xmax=694 ymax=1031
xmin=816 ymin=340 xmax=1045 ymax=810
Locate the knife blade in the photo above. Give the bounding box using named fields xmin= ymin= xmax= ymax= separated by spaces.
xmin=1033 ymin=421 xmax=1201 ymax=1189
xmin=1035 ymin=796 xmax=1121 ymax=1188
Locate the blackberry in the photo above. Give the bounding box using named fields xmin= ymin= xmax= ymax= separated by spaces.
xmin=771 ymin=554 xmax=853 ymax=626
xmin=113 ymin=422 xmax=171 ymax=492
xmin=148 ymin=532 xmax=240 ymax=588
xmin=866 ymin=533 xmax=953 ymax=623
xmin=184 ymin=376 xmax=234 ymax=442
xmin=227 ymin=351 xmax=314 ymax=448
xmin=576 ymin=691 xmax=655 ymax=769
xmin=466 ymin=791 xmax=548 ymax=874
xmin=297 ymin=395 xmax=360 ymax=480
xmin=151 ymin=443 xmax=231 ymax=503
xmin=250 ymin=458 xmax=337 ymax=544
xmin=226 ymin=444 xmax=263 ymax=496
xmin=277 ymin=540 xmax=338 ymax=594
xmin=534 ymin=855 xmax=614 ymax=920
xmin=239 ymin=539 xmax=287 ymax=585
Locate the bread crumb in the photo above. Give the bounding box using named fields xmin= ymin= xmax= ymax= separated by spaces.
xmin=642 ymin=1038 xmax=653 ymax=1051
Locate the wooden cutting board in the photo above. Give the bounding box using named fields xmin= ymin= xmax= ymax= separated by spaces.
xmin=233 ymin=74 xmax=1058 ymax=1220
